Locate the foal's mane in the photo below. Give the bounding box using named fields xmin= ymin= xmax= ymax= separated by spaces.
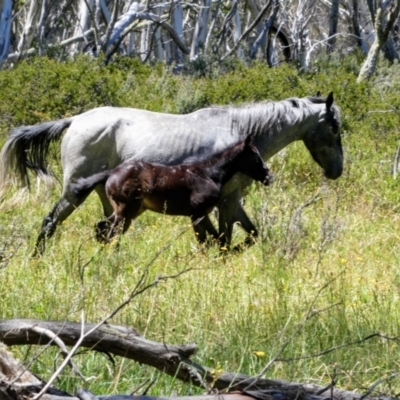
xmin=209 ymin=96 xmax=341 ymax=140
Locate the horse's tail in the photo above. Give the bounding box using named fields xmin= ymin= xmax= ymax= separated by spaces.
xmin=71 ymin=171 xmax=112 ymax=199
xmin=0 ymin=117 xmax=75 ymax=195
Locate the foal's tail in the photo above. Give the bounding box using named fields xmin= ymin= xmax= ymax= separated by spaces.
xmin=71 ymin=171 xmax=112 ymax=199
xmin=0 ymin=117 xmax=75 ymax=196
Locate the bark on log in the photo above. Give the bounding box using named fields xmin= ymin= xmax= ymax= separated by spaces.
xmin=0 ymin=319 xmax=393 ymax=400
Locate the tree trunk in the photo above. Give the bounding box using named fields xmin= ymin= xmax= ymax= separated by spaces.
xmin=327 ymin=0 xmax=340 ymax=52
xmin=70 ymin=0 xmax=95 ymax=55
xmin=190 ymin=0 xmax=211 ymax=59
xmin=171 ymin=0 xmax=184 ymax=65
xmin=17 ymin=0 xmax=43 ymax=53
xmin=250 ymin=0 xmax=278 ymax=61
xmin=0 ymin=0 xmax=12 ymax=62
xmin=352 ymin=0 xmax=368 ymax=52
xmin=358 ymin=0 xmax=400 ymax=82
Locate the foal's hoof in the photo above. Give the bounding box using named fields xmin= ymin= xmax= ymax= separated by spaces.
xmin=95 ymin=220 xmax=111 ymax=244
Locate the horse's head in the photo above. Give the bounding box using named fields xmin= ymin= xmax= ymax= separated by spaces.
xmin=239 ymin=135 xmax=274 ymax=186
xmin=303 ymin=92 xmax=343 ymax=180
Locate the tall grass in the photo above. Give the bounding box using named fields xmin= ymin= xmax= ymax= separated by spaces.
xmin=1 ymin=55 xmax=400 ymax=397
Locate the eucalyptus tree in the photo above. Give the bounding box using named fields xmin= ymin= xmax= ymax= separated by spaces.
xmin=0 ymin=0 xmax=399 ymax=77
xmin=358 ymin=0 xmax=400 ymax=82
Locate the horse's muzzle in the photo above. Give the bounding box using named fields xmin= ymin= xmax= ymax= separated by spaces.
xmin=324 ymin=163 xmax=343 ymax=180
xmin=263 ymin=171 xmax=274 ymax=186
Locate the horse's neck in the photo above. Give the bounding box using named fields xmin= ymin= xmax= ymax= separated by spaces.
xmin=236 ymin=102 xmax=322 ymax=159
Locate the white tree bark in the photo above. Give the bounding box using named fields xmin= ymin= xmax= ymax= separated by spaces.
xmin=107 ymin=1 xmax=144 ymax=47
xmin=70 ymin=0 xmax=95 ymax=55
xmin=233 ymin=0 xmax=243 ymax=58
xmin=17 ymin=0 xmax=43 ymax=53
xmin=327 ymin=0 xmax=340 ymax=52
xmin=171 ymin=0 xmax=184 ymax=64
xmin=0 ymin=0 xmax=12 ymax=62
xmin=250 ymin=0 xmax=278 ymax=61
xmin=37 ymin=0 xmax=47 ymax=56
xmin=190 ymin=0 xmax=211 ymax=59
xmin=140 ymin=21 xmax=151 ymax=60
xmin=358 ymin=0 xmax=400 ymax=82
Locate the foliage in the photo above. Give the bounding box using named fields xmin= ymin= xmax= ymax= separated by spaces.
xmin=2 ymin=54 xmax=400 ymax=396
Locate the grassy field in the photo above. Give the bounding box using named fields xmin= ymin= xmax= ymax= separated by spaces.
xmin=1 ymin=55 xmax=400 ymax=397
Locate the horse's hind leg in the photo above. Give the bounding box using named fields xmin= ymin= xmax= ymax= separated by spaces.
xmin=33 ymin=191 xmax=88 ymax=256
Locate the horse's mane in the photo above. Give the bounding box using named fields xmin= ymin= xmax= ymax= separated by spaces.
xmin=208 ymin=96 xmax=341 ymax=139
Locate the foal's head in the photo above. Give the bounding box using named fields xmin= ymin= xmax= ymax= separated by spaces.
xmin=235 ymin=135 xmax=273 ymax=185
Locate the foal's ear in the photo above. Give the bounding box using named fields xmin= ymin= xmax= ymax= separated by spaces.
xmin=315 ymin=90 xmax=322 ymax=97
xmin=326 ymin=92 xmax=334 ymax=111
xmin=245 ymin=134 xmax=254 ymax=145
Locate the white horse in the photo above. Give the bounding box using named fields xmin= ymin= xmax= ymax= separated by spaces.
xmin=0 ymin=93 xmax=343 ymax=254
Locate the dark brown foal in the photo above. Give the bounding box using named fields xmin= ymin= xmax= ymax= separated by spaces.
xmin=73 ymin=134 xmax=273 ymax=245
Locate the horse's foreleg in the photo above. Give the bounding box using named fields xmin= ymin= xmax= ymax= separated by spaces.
xmin=217 ymin=191 xmax=242 ymax=250
xmin=231 ymin=204 xmax=258 ymax=252
xmin=218 ymin=189 xmax=258 ymax=251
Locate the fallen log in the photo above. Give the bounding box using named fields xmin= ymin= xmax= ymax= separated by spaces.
xmin=0 ymin=319 xmax=393 ymax=400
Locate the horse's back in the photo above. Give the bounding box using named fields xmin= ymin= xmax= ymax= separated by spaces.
xmin=60 ymin=106 xmax=235 ymax=185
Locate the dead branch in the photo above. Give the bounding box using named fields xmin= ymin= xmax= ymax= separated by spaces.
xmin=0 ymin=319 xmax=394 ymax=400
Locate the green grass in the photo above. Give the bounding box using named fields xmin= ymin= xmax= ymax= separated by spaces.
xmin=2 ymin=55 xmax=400 ymax=397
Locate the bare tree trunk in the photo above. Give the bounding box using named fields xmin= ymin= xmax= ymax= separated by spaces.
xmin=327 ymin=0 xmax=340 ymax=52
xmin=250 ymin=0 xmax=279 ymax=61
xmin=233 ymin=0 xmax=243 ymax=59
xmin=358 ymin=0 xmax=400 ymax=82
xmin=352 ymin=0 xmax=367 ymax=52
xmin=171 ymin=0 xmax=184 ymax=64
xmin=190 ymin=0 xmax=211 ymax=59
xmin=71 ymin=0 xmax=95 ymax=55
xmin=37 ymin=0 xmax=47 ymax=56
xmin=153 ymin=2 xmax=164 ymax=61
xmin=0 ymin=0 xmax=12 ymax=62
xmin=17 ymin=0 xmax=43 ymax=53
xmin=140 ymin=22 xmax=151 ymax=60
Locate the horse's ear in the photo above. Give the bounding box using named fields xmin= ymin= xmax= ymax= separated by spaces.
xmin=326 ymin=92 xmax=334 ymax=110
xmin=316 ymin=90 xmax=322 ymax=97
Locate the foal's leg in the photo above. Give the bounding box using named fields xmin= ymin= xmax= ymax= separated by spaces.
xmin=33 ymin=189 xmax=89 ymax=256
xmin=104 ymin=200 xmax=142 ymax=244
xmin=93 ymin=184 xmax=115 ymax=241
xmin=192 ymin=214 xmax=219 ymax=243
xmin=94 ymin=184 xmax=114 ymax=217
